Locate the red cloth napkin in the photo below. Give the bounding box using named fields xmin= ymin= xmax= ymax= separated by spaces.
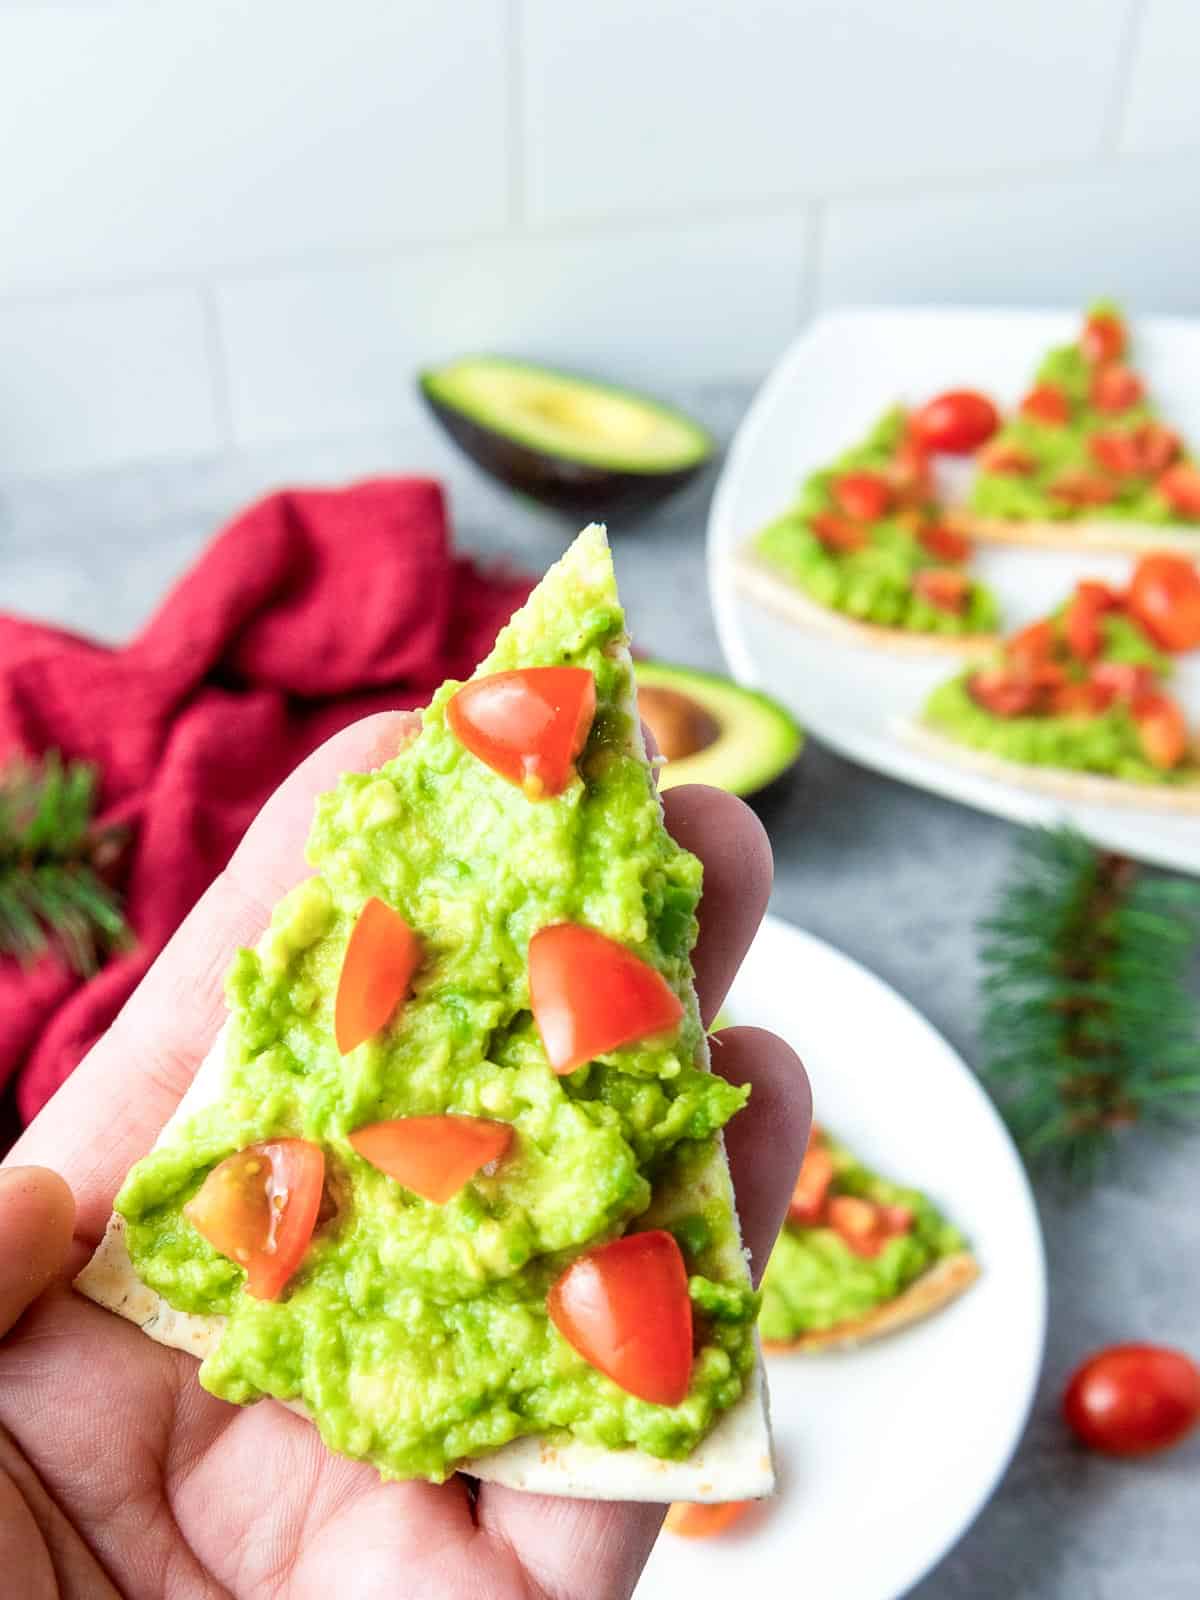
xmin=0 ymin=478 xmax=532 ymax=1123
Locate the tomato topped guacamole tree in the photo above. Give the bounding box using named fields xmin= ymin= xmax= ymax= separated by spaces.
xmin=737 ymin=406 xmax=1001 ymax=651
xmin=967 ymin=302 xmax=1200 ymax=551
xmin=76 ymin=525 xmax=774 ymax=1502
xmin=911 ymin=553 xmax=1200 ymax=810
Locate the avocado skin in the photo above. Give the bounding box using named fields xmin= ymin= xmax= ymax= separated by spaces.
xmin=634 ymin=661 xmax=802 ymax=798
xmin=420 ymin=386 xmax=710 ymax=519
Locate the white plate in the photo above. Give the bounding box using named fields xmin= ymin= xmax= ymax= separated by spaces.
xmin=635 ymin=913 xmax=1045 ymax=1600
xmin=708 ymin=306 xmax=1200 ymax=874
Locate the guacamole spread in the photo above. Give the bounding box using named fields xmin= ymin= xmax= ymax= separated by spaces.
xmin=115 ymin=527 xmax=758 ymax=1482
xmin=755 ymin=408 xmax=999 ymax=634
xmin=971 ymin=300 xmax=1200 ymax=525
xmin=758 ymin=1129 xmax=967 ymax=1344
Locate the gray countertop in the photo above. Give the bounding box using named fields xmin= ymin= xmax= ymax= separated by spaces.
xmin=1 ymin=383 xmax=1196 ymax=1599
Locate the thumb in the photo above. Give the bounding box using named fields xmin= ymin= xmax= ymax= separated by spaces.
xmin=0 ymin=1167 xmax=75 ymax=1338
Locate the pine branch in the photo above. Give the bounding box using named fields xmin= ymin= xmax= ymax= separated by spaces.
xmin=978 ymin=826 xmax=1200 ymax=1181
xmin=0 ymin=752 xmax=131 ymax=975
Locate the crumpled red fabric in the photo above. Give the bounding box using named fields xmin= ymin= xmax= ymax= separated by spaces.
xmin=0 ymin=478 xmax=532 ymax=1123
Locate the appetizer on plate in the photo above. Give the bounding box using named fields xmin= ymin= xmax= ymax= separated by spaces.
xmin=910 ymin=554 xmax=1200 ymax=810
xmin=966 ymin=302 xmax=1200 ymax=551
xmin=759 ymin=1126 xmax=978 ymax=1352
xmin=737 ymin=407 xmax=1001 ymax=652
xmin=76 ymin=525 xmax=773 ymax=1502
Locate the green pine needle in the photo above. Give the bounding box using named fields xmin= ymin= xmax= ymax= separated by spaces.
xmin=0 ymin=752 xmax=131 ymax=976
xmin=978 ymin=826 xmax=1200 ymax=1182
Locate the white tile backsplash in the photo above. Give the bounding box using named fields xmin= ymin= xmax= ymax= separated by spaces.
xmin=521 ymin=0 xmax=1130 ymax=224
xmin=0 ymin=0 xmax=508 ymax=292
xmin=0 ymin=289 xmax=221 ymax=476
xmin=1119 ymin=0 xmax=1200 ymax=156
xmin=819 ymin=154 xmax=1200 ymax=314
xmin=2 ymin=0 xmax=1200 ymax=479
xmin=215 ymin=217 xmax=811 ymax=448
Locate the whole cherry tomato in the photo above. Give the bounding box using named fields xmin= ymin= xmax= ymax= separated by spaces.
xmin=910 ymin=390 xmax=999 ymax=455
xmin=1063 ymin=1344 xmax=1200 ymax=1456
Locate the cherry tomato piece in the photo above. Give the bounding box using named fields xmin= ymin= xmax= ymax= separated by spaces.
xmin=448 ymin=667 xmax=596 ymax=798
xmin=529 ymin=923 xmax=684 ymax=1075
xmin=914 ymin=568 xmax=970 ymax=615
xmin=1007 ymin=619 xmax=1057 ymax=672
xmin=1134 ymin=422 xmax=1179 ymax=475
xmin=348 ymin=1116 xmax=512 ymax=1204
xmin=1133 ymin=694 xmax=1190 ymax=770
xmin=788 ymin=1141 xmax=835 ymax=1224
xmin=335 ymin=898 xmax=421 ymax=1055
xmin=1020 ymin=383 xmax=1071 ymax=425
xmin=1063 ymin=1344 xmax=1200 ymax=1456
xmin=1081 ymin=310 xmax=1126 ymax=365
xmin=665 ymin=1501 xmax=751 ymax=1539
xmin=810 ymin=511 xmax=868 ymax=552
xmin=919 ymin=523 xmax=971 ymax=563
xmin=970 ymin=668 xmax=1041 ymax=718
xmin=1127 ymin=553 xmax=1200 ymax=652
xmin=889 ymin=436 xmax=933 ymax=505
xmin=827 ymin=1194 xmax=884 ymax=1258
xmin=185 ymin=1139 xmax=325 ymax=1301
xmin=831 ymin=470 xmax=891 ymax=522
xmin=1065 ymin=580 xmax=1119 ymax=662
xmin=1090 ymin=365 xmax=1144 ymax=415
xmin=978 ymin=441 xmax=1034 ymax=476
xmin=1049 ymin=470 xmax=1116 ymax=509
xmin=548 ymin=1230 xmax=693 ymax=1406
xmin=1088 ymin=431 xmax=1142 ymax=477
xmin=1157 ymin=462 xmax=1200 ymax=520
xmin=910 ymin=390 xmax=999 ymax=455
xmin=1090 ymin=660 xmax=1156 ymax=707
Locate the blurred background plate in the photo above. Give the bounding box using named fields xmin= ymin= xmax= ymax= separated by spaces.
xmin=708 ymin=307 xmax=1200 ymax=874
xmin=635 ymin=913 xmax=1045 ymax=1600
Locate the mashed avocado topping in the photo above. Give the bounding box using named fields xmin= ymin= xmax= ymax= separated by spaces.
xmin=755 ymin=408 xmax=999 ymax=634
xmin=115 ymin=526 xmax=758 ymax=1482
xmin=759 ymin=1132 xmax=965 ymax=1343
xmin=971 ymin=300 xmax=1200 ymax=525
xmin=923 ymin=609 xmax=1197 ymax=784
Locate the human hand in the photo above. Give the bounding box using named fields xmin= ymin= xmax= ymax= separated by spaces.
xmin=2 ymin=711 xmax=810 ymax=1600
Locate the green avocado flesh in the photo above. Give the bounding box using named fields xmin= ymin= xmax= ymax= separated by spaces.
xmin=421 ymin=357 xmax=713 ymax=475
xmin=755 ymin=408 xmax=1000 ymax=634
xmin=634 ymin=661 xmax=802 ymax=797
xmin=758 ymin=1132 xmax=967 ymax=1344
xmin=923 ymin=612 xmax=1196 ymax=784
xmin=971 ymin=300 xmax=1200 ymax=525
xmin=116 ymin=526 xmax=757 ymax=1483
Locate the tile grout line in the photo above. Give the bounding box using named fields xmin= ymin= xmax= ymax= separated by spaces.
xmin=198 ymin=282 xmax=238 ymax=451
xmin=1099 ymin=0 xmax=1149 ymax=155
xmin=505 ymin=0 xmax=526 ymax=229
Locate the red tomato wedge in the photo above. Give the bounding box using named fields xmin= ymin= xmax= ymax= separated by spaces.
xmin=918 ymin=523 xmax=971 ymax=564
xmin=831 ymin=470 xmax=891 ymax=522
xmin=1081 ymin=309 xmax=1126 ymax=365
xmin=529 ymin=923 xmax=684 ymax=1075
xmin=1007 ymin=618 xmax=1057 ymax=673
xmin=185 ymin=1139 xmax=325 ymax=1300
xmin=888 ymin=436 xmax=933 ymax=504
xmin=348 ymin=1116 xmax=513 ymax=1204
xmin=826 ymin=1195 xmax=885 ymax=1258
xmin=969 ymin=668 xmax=1041 ymax=718
xmin=788 ymin=1141 xmax=835 ymax=1224
xmin=1157 ymin=462 xmax=1200 ymax=519
xmin=1088 ymin=430 xmax=1142 ymax=477
xmin=1065 ymin=580 xmax=1119 ymax=662
xmin=447 ymin=667 xmax=596 ymax=798
xmin=1064 ymin=1344 xmax=1200 ymax=1456
xmin=1133 ymin=693 xmax=1189 ymax=770
xmin=335 ymin=898 xmax=421 ymax=1055
xmin=1049 ymin=470 xmax=1116 ymax=508
xmin=547 ymin=1230 xmax=693 ymax=1407
xmin=665 ymin=1501 xmax=750 ymax=1539
xmin=1090 ymin=660 xmax=1156 ymax=706
xmin=1127 ymin=553 xmax=1200 ymax=651
xmin=913 ymin=568 xmax=970 ymax=615
xmin=1050 ymin=681 xmax=1108 ymax=718
xmin=910 ymin=390 xmax=999 ymax=455
xmin=1090 ymin=365 xmax=1144 ymax=414
xmin=1020 ymin=383 xmax=1071 ymax=425
xmin=810 ymin=511 xmax=868 ymax=552
xmin=979 ymin=440 xmax=1034 ymax=476
xmin=1134 ymin=421 xmax=1179 ymax=475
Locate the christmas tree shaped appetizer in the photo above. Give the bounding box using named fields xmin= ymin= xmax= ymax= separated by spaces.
xmin=910 ymin=553 xmax=1200 ymax=810
xmin=77 ymin=525 xmax=772 ymax=1501
xmin=737 ymin=406 xmax=1001 ymax=651
xmin=966 ymin=302 xmax=1200 ymax=551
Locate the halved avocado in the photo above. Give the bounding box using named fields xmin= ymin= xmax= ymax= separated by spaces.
xmin=418 ymin=356 xmax=714 ymax=518
xmin=634 ymin=661 xmax=802 ymax=796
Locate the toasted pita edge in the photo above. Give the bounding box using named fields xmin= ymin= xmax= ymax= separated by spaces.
xmin=732 ymin=548 xmax=999 ymax=657
xmin=760 ymin=1251 xmax=980 ymax=1355
xmin=953 ymin=512 xmax=1200 ymax=554
xmin=900 ymin=717 xmax=1200 ymax=814
xmin=75 ymin=542 xmax=773 ymax=1503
